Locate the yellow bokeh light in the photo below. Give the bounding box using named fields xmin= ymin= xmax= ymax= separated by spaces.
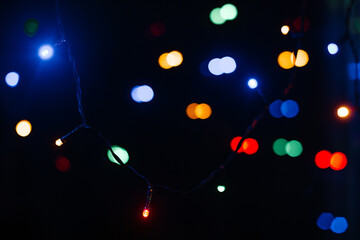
xmin=186 ymin=103 xmax=198 ymax=119
xmin=292 ymin=49 xmax=309 ymax=67
xmin=16 ymin=120 xmax=32 ymax=137
xmin=166 ymin=51 xmax=183 ymax=67
xmin=281 ymin=25 xmax=290 ymax=35
xmin=337 ymin=106 xmax=350 ymax=118
xmin=195 ymin=103 xmax=212 ymax=119
xmin=277 ymin=51 xmax=295 ymax=69
xmin=158 ymin=53 xmax=172 ymax=69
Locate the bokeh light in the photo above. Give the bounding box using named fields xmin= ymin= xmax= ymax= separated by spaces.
xmin=149 ymin=21 xmax=166 ymax=37
xmin=219 ymin=56 xmax=236 ymax=74
xmin=208 ymin=58 xmax=223 ymax=76
xmin=143 ymin=209 xmax=150 ymax=218
xmin=230 ymin=136 xmax=244 ymax=153
xmin=24 ymin=18 xmax=39 ymax=37
xmin=317 ymin=212 xmax=334 ymax=230
xmin=166 ymin=50 xmax=183 ymax=67
xmin=273 ymin=138 xmax=288 ymax=156
xmin=330 ymin=217 xmax=348 ymax=234
xmin=107 ymin=145 xmax=129 ymax=165
xmin=330 ymin=152 xmax=347 ymax=170
xmin=242 ymin=138 xmax=259 ymax=155
xmin=247 ymin=78 xmax=258 ymax=89
xmin=220 ymin=4 xmax=238 ymax=20
xmin=55 ymin=156 xmax=71 ymax=172
xmin=328 ymin=43 xmax=339 ymax=55
xmin=269 ymin=100 xmax=283 ymax=118
xmin=292 ymin=49 xmax=309 ymax=67
xmin=278 ymin=51 xmax=295 ymax=69
xmin=210 ymin=8 xmax=226 ymax=25
xmin=280 ymin=100 xmax=299 ymax=118
xmin=38 ymin=44 xmax=54 ymax=60
xmin=16 ymin=120 xmax=32 ymax=137
xmin=217 ymin=185 xmax=226 ymax=192
xmin=158 ymin=52 xmax=172 ymax=69
xmin=281 ymin=25 xmax=290 ymax=35
xmin=293 ymin=16 xmax=310 ymax=32
xmin=285 ymin=140 xmax=303 ymax=157
xmin=315 ymin=150 xmax=332 ymax=169
xmin=337 ymin=106 xmax=350 ymax=118
xmin=186 ymin=103 xmax=198 ymax=119
xmin=195 ymin=103 xmax=212 ymax=119
xmin=55 ymin=138 xmax=63 ymax=147
xmin=5 ymin=72 xmax=19 ymax=87
xmin=131 ymin=85 xmax=154 ymax=103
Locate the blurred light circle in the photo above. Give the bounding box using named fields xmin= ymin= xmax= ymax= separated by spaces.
xmin=131 ymin=86 xmax=141 ymax=103
xmin=166 ymin=50 xmax=183 ymax=67
xmin=280 ymin=100 xmax=299 ymax=118
xmin=5 ymin=72 xmax=20 ymax=87
xmin=273 ymin=138 xmax=288 ymax=156
xmin=330 ymin=217 xmax=348 ymax=234
xmin=16 ymin=120 xmax=32 ymax=137
xmin=217 ymin=185 xmax=226 ymax=192
xmin=24 ymin=18 xmax=39 ymax=37
xmin=107 ymin=145 xmax=129 ymax=165
xmin=285 ymin=140 xmax=303 ymax=157
xmin=195 ymin=103 xmax=212 ymax=119
xmin=315 ymin=150 xmax=332 ymax=169
xmin=137 ymin=85 xmax=154 ymax=103
xmin=149 ymin=21 xmax=166 ymax=37
xmin=337 ymin=106 xmax=350 ymax=118
xmin=38 ymin=44 xmax=54 ymax=60
xmin=292 ymin=49 xmax=309 ymax=67
xmin=158 ymin=52 xmax=172 ymax=69
xmin=281 ymin=25 xmax=290 ymax=35
xmin=208 ymin=58 xmax=223 ymax=76
xmin=328 ymin=43 xmax=339 ymax=55
xmin=247 ymin=78 xmax=258 ymax=89
xmin=317 ymin=212 xmax=334 ymax=230
xmin=55 ymin=156 xmax=71 ymax=172
xmin=186 ymin=103 xmax=198 ymax=119
xmin=219 ymin=56 xmax=236 ymax=74
xmin=230 ymin=136 xmax=244 ymax=153
xmin=242 ymin=138 xmax=259 ymax=155
xmin=220 ymin=4 xmax=238 ymax=20
xmin=269 ymin=100 xmax=283 ymax=118
xmin=330 ymin=152 xmax=347 ymax=170
xmin=278 ymin=51 xmax=295 ymax=69
xmin=210 ymin=8 xmax=226 ymax=25
xmin=293 ymin=16 xmax=310 ymax=32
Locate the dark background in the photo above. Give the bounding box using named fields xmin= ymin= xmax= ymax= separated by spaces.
xmin=0 ymin=0 xmax=359 ymax=239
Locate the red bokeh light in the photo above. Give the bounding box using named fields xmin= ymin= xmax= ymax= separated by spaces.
xmin=315 ymin=150 xmax=332 ymax=169
xmin=293 ymin=16 xmax=310 ymax=32
xmin=230 ymin=137 xmax=258 ymax=155
xmin=55 ymin=156 xmax=71 ymax=172
xmin=150 ymin=21 xmax=166 ymax=37
xmin=330 ymin=152 xmax=347 ymax=171
xmin=230 ymin=136 xmax=244 ymax=153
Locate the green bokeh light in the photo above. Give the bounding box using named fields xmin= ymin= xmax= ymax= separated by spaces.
xmin=107 ymin=145 xmax=129 ymax=165
xmin=217 ymin=185 xmax=226 ymax=192
xmin=210 ymin=8 xmax=226 ymax=25
xmin=285 ymin=140 xmax=303 ymax=157
xmin=220 ymin=4 xmax=238 ymax=20
xmin=24 ymin=19 xmax=39 ymax=37
xmin=273 ymin=138 xmax=288 ymax=156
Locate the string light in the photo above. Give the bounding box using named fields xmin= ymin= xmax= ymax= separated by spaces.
xmin=278 ymin=51 xmax=295 ymax=69
xmin=55 ymin=138 xmax=63 ymax=146
xmin=314 ymin=150 xmax=332 ymax=169
xmin=330 ymin=217 xmax=348 ymax=234
xmin=292 ymin=49 xmax=309 ymax=67
xmin=142 ymin=208 xmax=150 ymax=218
xmin=107 ymin=145 xmax=129 ymax=165
xmin=285 ymin=140 xmax=303 ymax=157
xmin=209 ymin=8 xmax=226 ymax=25
xmin=330 ymin=152 xmax=347 ymax=171
xmin=273 ymin=138 xmax=288 ymax=156
xmin=166 ymin=50 xmax=183 ymax=67
xmin=280 ymin=100 xmax=299 ymax=118
xmin=219 ymin=4 xmax=238 ymax=21
xmin=131 ymin=85 xmax=154 ymax=103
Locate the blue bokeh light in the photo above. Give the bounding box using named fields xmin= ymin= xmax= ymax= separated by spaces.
xmin=5 ymin=72 xmax=19 ymax=87
xmin=38 ymin=44 xmax=54 ymax=60
xmin=131 ymin=85 xmax=154 ymax=103
xmin=280 ymin=100 xmax=299 ymax=118
xmin=247 ymin=78 xmax=258 ymax=89
xmin=327 ymin=43 xmax=339 ymax=55
xmin=208 ymin=58 xmax=223 ymax=76
xmin=269 ymin=100 xmax=283 ymax=118
xmin=219 ymin=56 xmax=236 ymax=74
xmin=316 ymin=212 xmax=334 ymax=230
xmin=330 ymin=217 xmax=348 ymax=234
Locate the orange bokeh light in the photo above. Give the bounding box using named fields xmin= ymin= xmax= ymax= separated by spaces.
xmin=158 ymin=53 xmax=172 ymax=69
xmin=143 ymin=209 xmax=150 ymax=218
xmin=314 ymin=150 xmax=332 ymax=169
xmin=330 ymin=152 xmax=347 ymax=171
xmin=195 ymin=103 xmax=212 ymax=119
xmin=186 ymin=103 xmax=198 ymax=119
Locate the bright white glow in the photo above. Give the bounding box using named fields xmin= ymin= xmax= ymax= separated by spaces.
xmin=38 ymin=44 xmax=54 ymax=60
xmin=131 ymin=86 xmax=141 ymax=103
xmin=219 ymin=56 xmax=236 ymax=74
xmin=5 ymin=72 xmax=19 ymax=87
xmin=327 ymin=43 xmax=339 ymax=55
xmin=248 ymin=78 xmax=258 ymax=89
xmin=208 ymin=58 xmax=223 ymax=76
xmin=217 ymin=185 xmax=225 ymax=192
xmin=281 ymin=25 xmax=290 ymax=35
xmin=337 ymin=106 xmax=349 ymax=118
xmin=132 ymin=85 xmax=154 ymax=103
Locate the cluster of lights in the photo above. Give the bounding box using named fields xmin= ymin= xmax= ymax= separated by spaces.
xmin=277 ymin=49 xmax=309 ymax=69
xmin=208 ymin=56 xmax=236 ymax=76
xmin=317 ymin=213 xmax=348 ymax=234
xmin=186 ymin=103 xmax=212 ymax=120
xmin=273 ymin=138 xmax=303 ymax=157
xmin=158 ymin=50 xmax=183 ymax=69
xmin=314 ymin=150 xmax=347 ymax=170
xmin=269 ymin=99 xmax=299 ymax=118
xmin=230 ymin=136 xmax=259 ymax=155
xmin=131 ymin=85 xmax=154 ymax=103
xmin=209 ymin=4 xmax=238 ymax=25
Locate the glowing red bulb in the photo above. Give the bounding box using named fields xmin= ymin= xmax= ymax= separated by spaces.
xmin=143 ymin=209 xmax=150 ymax=218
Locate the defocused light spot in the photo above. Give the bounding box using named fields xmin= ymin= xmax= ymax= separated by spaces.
xmin=131 ymin=85 xmax=154 ymax=103
xmin=337 ymin=106 xmax=350 ymax=118
xmin=230 ymin=136 xmax=243 ymax=153
xmin=273 ymin=138 xmax=288 ymax=156
xmin=242 ymin=138 xmax=259 ymax=155
xmin=166 ymin=50 xmax=183 ymax=67
xmin=280 ymin=100 xmax=299 ymax=118
xmin=248 ymin=78 xmax=258 ymax=89
xmin=210 ymin=8 xmax=226 ymax=25
xmin=220 ymin=4 xmax=238 ymax=20
xmin=107 ymin=145 xmax=129 ymax=165
xmin=219 ymin=56 xmax=236 ymax=74
xmin=55 ymin=156 xmax=71 ymax=172
xmin=293 ymin=16 xmax=310 ymax=32
xmin=143 ymin=209 xmax=150 ymax=218
xmin=158 ymin=52 xmax=172 ymax=69
xmin=217 ymin=185 xmax=226 ymax=192
xmin=281 ymin=25 xmax=290 ymax=35
xmin=328 ymin=43 xmax=339 ymax=55
xmin=330 ymin=152 xmax=347 ymax=170
xmin=16 ymin=120 xmax=32 ymax=137
xmin=24 ymin=18 xmax=39 ymax=37
xmin=315 ymin=150 xmax=332 ymax=169
xmin=292 ymin=49 xmax=309 ymax=67
xmin=55 ymin=138 xmax=63 ymax=147
xmin=317 ymin=212 xmax=334 ymax=230
xmin=149 ymin=21 xmax=166 ymax=37
xmin=278 ymin=51 xmax=295 ymax=69
xmin=131 ymin=86 xmax=141 ymax=103
xmin=38 ymin=44 xmax=54 ymax=60
xmin=186 ymin=103 xmax=198 ymax=119
xmin=330 ymin=217 xmax=348 ymax=234
xmin=195 ymin=103 xmax=212 ymax=119
xmin=285 ymin=140 xmax=303 ymax=157
xmin=5 ymin=72 xmax=19 ymax=87
xmin=208 ymin=58 xmax=223 ymax=76
xmin=269 ymin=100 xmax=283 ymax=118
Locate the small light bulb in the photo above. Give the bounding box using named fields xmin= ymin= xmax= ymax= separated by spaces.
xmin=143 ymin=209 xmax=150 ymax=218
xmin=327 ymin=43 xmax=339 ymax=55
xmin=55 ymin=138 xmax=63 ymax=146
xmin=217 ymin=185 xmax=226 ymax=192
xmin=38 ymin=44 xmax=54 ymax=60
xmin=281 ymin=25 xmax=290 ymax=35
